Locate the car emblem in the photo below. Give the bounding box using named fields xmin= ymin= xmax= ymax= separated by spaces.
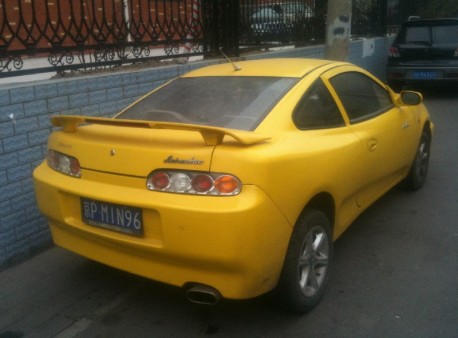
xmin=164 ymin=155 xmax=204 ymax=165
xmin=110 ymin=149 xmax=116 ymax=156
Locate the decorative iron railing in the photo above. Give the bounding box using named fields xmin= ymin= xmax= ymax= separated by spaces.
xmin=0 ymin=0 xmax=394 ymax=78
xmin=352 ymin=0 xmax=387 ymax=37
xmin=0 ymin=0 xmax=204 ymax=77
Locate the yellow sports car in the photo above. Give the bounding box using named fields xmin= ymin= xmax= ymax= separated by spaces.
xmin=33 ymin=58 xmax=432 ymax=313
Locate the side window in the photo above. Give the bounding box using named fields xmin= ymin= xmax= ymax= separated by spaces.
xmin=293 ymin=78 xmax=345 ymax=129
xmin=329 ymin=72 xmax=394 ymax=123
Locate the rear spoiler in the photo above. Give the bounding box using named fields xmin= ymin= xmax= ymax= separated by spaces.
xmin=51 ymin=115 xmax=271 ymax=146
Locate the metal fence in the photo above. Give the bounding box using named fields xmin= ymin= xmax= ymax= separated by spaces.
xmin=0 ymin=0 xmax=393 ymax=78
xmin=208 ymin=0 xmax=389 ymax=54
xmin=0 ymin=0 xmax=204 ymax=77
xmin=239 ymin=0 xmax=325 ymax=45
xmin=352 ymin=0 xmax=387 ymax=37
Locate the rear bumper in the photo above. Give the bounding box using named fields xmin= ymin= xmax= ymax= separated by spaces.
xmin=386 ymin=64 xmax=458 ymax=84
xmin=33 ymin=162 xmax=292 ymax=299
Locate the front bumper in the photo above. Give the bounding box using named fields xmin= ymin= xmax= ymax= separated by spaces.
xmin=33 ymin=162 xmax=293 ymax=299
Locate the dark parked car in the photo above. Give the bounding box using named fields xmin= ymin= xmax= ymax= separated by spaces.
xmin=250 ymin=5 xmax=293 ymax=38
xmin=249 ymin=2 xmax=314 ymax=41
xmin=386 ymin=18 xmax=458 ymax=90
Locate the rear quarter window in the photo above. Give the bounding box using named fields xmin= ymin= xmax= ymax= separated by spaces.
xmin=293 ymin=79 xmax=345 ymax=129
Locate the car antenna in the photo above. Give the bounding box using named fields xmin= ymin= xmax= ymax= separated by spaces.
xmin=219 ymin=47 xmax=241 ymax=71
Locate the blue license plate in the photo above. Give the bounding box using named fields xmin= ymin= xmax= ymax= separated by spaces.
xmin=81 ymin=198 xmax=143 ymax=236
xmin=411 ymin=70 xmax=439 ymax=79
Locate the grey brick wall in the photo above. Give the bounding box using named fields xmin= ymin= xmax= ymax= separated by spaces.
xmin=0 ymin=38 xmax=391 ymax=270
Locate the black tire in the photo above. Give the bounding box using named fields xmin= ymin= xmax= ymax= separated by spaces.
xmin=404 ymin=130 xmax=431 ymax=190
xmin=276 ymin=208 xmax=333 ymax=313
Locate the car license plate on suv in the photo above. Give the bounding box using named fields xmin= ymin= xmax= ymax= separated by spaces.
xmin=81 ymin=198 xmax=143 ymax=236
xmin=411 ymin=70 xmax=440 ymax=79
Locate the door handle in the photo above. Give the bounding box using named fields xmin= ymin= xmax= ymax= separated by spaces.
xmin=402 ymin=121 xmax=411 ymax=129
xmin=368 ymin=139 xmax=377 ymax=151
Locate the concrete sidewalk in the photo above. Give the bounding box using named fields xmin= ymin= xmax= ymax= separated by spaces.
xmin=0 ymin=246 xmax=145 ymax=338
xmin=0 ymin=246 xmax=227 ymax=338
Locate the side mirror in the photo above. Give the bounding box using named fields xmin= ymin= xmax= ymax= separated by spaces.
xmin=399 ymin=91 xmax=423 ymax=106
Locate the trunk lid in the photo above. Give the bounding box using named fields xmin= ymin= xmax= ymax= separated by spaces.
xmin=49 ymin=116 xmax=271 ymax=177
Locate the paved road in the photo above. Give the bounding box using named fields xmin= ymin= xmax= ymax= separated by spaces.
xmin=1 ymin=86 xmax=457 ymax=338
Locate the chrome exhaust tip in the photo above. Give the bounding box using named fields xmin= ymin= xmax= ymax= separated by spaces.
xmin=186 ymin=284 xmax=222 ymax=305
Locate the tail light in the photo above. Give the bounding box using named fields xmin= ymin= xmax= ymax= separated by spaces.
xmin=214 ymin=175 xmax=240 ymax=194
xmin=47 ymin=149 xmax=81 ymax=177
xmin=147 ymin=170 xmax=241 ymax=195
xmin=389 ymin=46 xmax=400 ymax=58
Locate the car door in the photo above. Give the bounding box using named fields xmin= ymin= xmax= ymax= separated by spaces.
xmin=323 ymin=68 xmax=416 ymax=207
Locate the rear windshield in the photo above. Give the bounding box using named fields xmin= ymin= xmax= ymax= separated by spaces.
xmin=117 ymin=76 xmax=298 ymax=131
xmin=402 ymin=24 xmax=458 ymax=44
xmin=432 ymin=25 xmax=458 ymax=44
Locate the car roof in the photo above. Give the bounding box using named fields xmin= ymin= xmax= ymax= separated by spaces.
xmin=402 ymin=18 xmax=458 ymax=27
xmin=182 ymin=58 xmax=343 ymax=78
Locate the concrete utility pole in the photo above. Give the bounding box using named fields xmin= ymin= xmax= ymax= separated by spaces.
xmin=325 ymin=0 xmax=352 ymax=61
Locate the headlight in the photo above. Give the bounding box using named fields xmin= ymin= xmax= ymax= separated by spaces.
xmin=147 ymin=170 xmax=241 ymax=195
xmin=47 ymin=149 xmax=81 ymax=178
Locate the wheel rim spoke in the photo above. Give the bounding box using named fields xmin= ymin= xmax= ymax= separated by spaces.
xmin=298 ymin=226 xmax=330 ymax=297
xmin=309 ymin=267 xmax=320 ymax=289
xmin=299 ymin=266 xmax=310 ymax=289
xmin=417 ymin=141 xmax=429 ymax=177
xmin=313 ymin=232 xmax=324 ymax=251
